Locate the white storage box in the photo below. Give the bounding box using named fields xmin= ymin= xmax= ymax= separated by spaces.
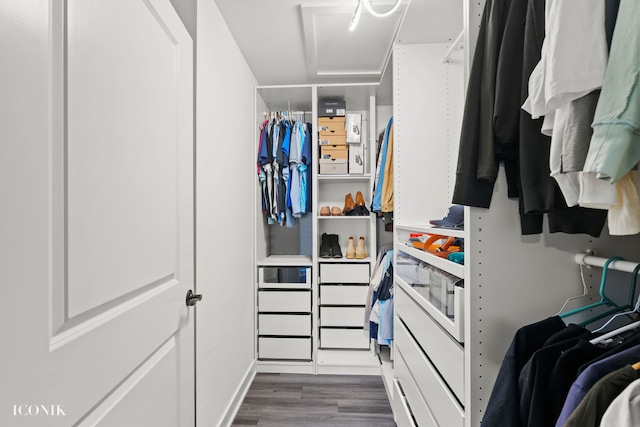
xmin=319 ymin=158 xmax=348 ymax=175
xmin=346 ymin=113 xmax=362 ymax=143
xmin=349 ymin=143 xmax=364 ymax=174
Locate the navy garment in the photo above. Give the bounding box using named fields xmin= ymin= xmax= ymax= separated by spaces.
xmin=481 ymin=316 xmax=567 ymax=427
xmin=518 ymin=324 xmax=592 ymax=427
xmin=542 ymin=340 xmax=611 ymax=427
xmin=377 ymin=264 xmax=393 ymax=301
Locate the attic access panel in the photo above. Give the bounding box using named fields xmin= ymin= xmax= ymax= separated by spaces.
xmin=300 ymin=4 xmax=405 ymax=79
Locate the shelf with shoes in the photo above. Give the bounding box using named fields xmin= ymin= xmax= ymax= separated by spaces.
xmin=314 ymin=84 xmax=381 ymax=375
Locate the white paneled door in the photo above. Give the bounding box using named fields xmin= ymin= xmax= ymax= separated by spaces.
xmin=0 ymin=1 xmax=195 ymax=426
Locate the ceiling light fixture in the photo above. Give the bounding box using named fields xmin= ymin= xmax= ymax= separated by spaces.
xmin=349 ymin=0 xmax=403 ymax=31
xmin=348 ymin=0 xmax=363 ymax=31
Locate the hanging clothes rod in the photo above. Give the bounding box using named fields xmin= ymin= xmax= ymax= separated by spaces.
xmin=441 ymin=30 xmax=464 ymax=63
xmin=574 ymin=253 xmax=640 ymax=275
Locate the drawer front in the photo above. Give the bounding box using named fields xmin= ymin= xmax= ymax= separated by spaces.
xmin=320 ymin=328 xmax=369 ymax=349
xmin=258 ymin=290 xmax=311 ymax=313
xmin=396 ymin=286 xmax=464 ymax=401
xmin=395 ymin=353 xmax=438 ymax=427
xmin=258 ymin=266 xmax=311 ymax=289
xmin=320 ymin=284 xmax=369 ymax=305
xmin=320 ymin=263 xmax=370 ymax=283
xmin=393 ymin=379 xmax=419 ymax=427
xmin=258 ymin=337 xmax=311 ymax=360
xmin=320 ymin=306 xmax=365 ymax=327
xmin=395 ymin=320 xmax=465 ymax=427
xmin=258 ymin=314 xmax=311 ymax=336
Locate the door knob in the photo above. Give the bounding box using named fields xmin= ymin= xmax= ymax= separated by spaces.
xmin=186 ymin=289 xmax=203 ymax=306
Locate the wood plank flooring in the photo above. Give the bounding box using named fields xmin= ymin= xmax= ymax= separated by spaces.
xmin=231 ymin=373 xmax=396 ymax=427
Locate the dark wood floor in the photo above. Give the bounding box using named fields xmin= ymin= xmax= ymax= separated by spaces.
xmin=231 ymin=373 xmax=396 ymax=427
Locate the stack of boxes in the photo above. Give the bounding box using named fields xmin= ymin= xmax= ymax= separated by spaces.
xmin=318 ymin=100 xmax=348 ymax=175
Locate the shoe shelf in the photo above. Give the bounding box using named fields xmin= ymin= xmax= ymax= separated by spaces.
xmin=318 ymin=174 xmax=371 ymax=182
xmin=395 ymin=241 xmax=464 ymax=279
xmin=317 ymin=216 xmax=372 ymax=220
xmin=257 ymin=255 xmax=313 ymax=267
xmin=395 ymin=224 xmax=465 ymax=239
xmin=318 ymin=257 xmax=372 ymax=263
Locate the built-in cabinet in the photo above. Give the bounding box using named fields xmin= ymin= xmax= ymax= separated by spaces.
xmin=253 ymin=83 xmax=387 ymax=374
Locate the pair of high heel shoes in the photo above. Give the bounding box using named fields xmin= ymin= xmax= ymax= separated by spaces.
xmin=319 ymin=191 xmax=370 ymax=216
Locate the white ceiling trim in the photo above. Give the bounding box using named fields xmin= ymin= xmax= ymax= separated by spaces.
xmin=300 ymin=2 xmax=407 ymax=80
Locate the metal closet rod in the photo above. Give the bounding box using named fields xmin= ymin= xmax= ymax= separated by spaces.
xmin=574 ymin=252 xmax=640 ymax=274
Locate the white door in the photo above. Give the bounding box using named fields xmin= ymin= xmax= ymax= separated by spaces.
xmin=0 ymin=1 xmax=195 ymax=426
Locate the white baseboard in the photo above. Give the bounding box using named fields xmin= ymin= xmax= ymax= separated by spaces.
xmin=219 ymin=361 xmax=256 ymax=427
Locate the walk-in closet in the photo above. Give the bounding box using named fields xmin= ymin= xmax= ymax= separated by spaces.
xmin=5 ymin=0 xmax=639 ymax=426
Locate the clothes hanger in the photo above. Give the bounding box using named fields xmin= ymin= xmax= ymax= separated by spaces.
xmin=590 ymin=262 xmax=640 ymax=333
xmin=555 ymin=253 xmax=590 ymax=316
xmin=559 ymin=256 xmax=625 ymax=325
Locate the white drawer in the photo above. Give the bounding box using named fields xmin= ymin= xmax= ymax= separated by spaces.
xmin=258 ymin=337 xmax=311 ymax=360
xmin=393 ymin=379 xmax=419 ymax=427
xmin=396 ymin=285 xmax=464 ymax=401
xmin=320 ymin=328 xmax=369 ymax=349
xmin=394 ymin=355 xmax=437 ymax=427
xmin=258 ymin=266 xmax=311 ymax=289
xmin=258 ymin=290 xmax=311 ymax=313
xmin=258 ymin=314 xmax=311 ymax=336
xmin=320 ymin=284 xmax=369 ymax=305
xmin=320 ymin=263 xmax=370 ymax=283
xmin=395 ymin=320 xmax=464 ymax=427
xmin=320 ymin=306 xmax=364 ymax=327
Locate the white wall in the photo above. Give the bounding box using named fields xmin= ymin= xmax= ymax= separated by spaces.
xmin=196 ymin=0 xmax=258 ymax=425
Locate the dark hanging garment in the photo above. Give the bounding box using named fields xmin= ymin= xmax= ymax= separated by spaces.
xmin=481 ymin=315 xmax=567 ymax=427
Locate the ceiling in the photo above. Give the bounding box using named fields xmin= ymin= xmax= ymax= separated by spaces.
xmin=213 ymin=0 xmax=463 ymax=88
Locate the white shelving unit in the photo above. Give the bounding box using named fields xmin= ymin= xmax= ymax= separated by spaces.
xmin=391 ymin=32 xmax=640 ymax=427
xmin=253 ymin=83 xmax=387 ymax=375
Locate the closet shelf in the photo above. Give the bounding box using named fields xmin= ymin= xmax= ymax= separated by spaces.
xmin=317 ymin=216 xmax=373 ymax=220
xmin=318 ymin=257 xmax=372 ymax=263
xmin=318 ymin=174 xmax=371 ymax=182
xmin=396 ymin=224 xmax=465 ymax=239
xmin=396 ymin=242 xmax=464 ymax=278
xmin=257 ymin=255 xmax=313 ymax=267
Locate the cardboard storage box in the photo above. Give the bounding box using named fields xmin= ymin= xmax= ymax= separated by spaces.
xmin=318 ymin=131 xmax=347 ymax=146
xmin=319 ymin=158 xmax=348 ymax=175
xmin=346 ymin=113 xmax=362 ymax=143
xmin=321 ymin=145 xmax=349 ymax=160
xmin=348 ymin=143 xmax=364 ymax=174
xmin=318 ymin=116 xmax=346 ymax=133
xmin=318 ymin=100 xmax=346 ymax=117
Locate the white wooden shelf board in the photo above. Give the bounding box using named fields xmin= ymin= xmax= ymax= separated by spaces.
xmin=318 ymin=257 xmax=372 ymax=263
xmin=317 ymin=349 xmax=380 ymax=367
xmin=396 ymin=242 xmax=464 ymax=278
xmin=257 ymin=255 xmax=313 ymax=267
xmin=396 ymin=224 xmax=465 ymax=239
xmin=318 ymin=216 xmax=374 ymax=220
xmin=318 ymin=174 xmax=372 ymax=182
